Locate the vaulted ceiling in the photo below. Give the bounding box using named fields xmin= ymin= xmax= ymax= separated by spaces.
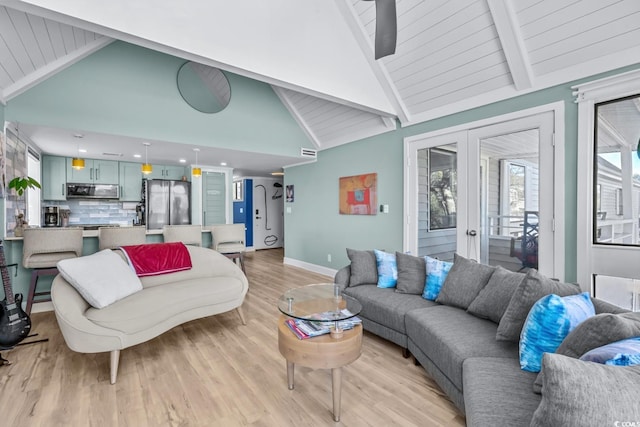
xmin=1 ymin=0 xmax=639 ymax=158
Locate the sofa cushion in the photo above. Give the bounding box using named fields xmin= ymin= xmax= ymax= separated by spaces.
xmin=532 ymin=310 xmax=640 ymax=393
xmin=394 ymin=252 xmax=426 ymax=295
xmin=463 ymin=357 xmax=540 ymax=427
xmin=580 ymin=337 xmax=640 ymax=366
xmin=467 ymin=266 xmax=525 ymax=323
xmin=519 ymin=292 xmax=595 ymax=372
xmin=405 ymin=305 xmax=518 ymax=390
xmin=496 ymin=269 xmax=580 ymax=342
xmin=374 ymin=249 xmax=397 ymax=288
xmin=530 ymin=353 xmax=640 ymax=426
xmin=57 ymin=249 xmax=143 ymax=309
xmin=422 ymin=256 xmax=453 ymax=301
xmin=86 ymin=276 xmax=244 ymax=334
xmin=436 ymin=254 xmax=495 ymax=310
xmin=346 ymin=248 xmax=377 ymax=286
xmin=342 ymin=285 xmax=438 ymax=334
xmin=555 ymin=311 xmax=640 ymax=358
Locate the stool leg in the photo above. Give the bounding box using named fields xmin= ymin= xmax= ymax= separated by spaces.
xmin=239 ymin=253 xmax=245 ymax=273
xmin=26 ymin=270 xmax=39 ymax=316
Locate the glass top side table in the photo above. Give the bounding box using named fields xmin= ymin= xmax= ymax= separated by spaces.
xmin=277 ymin=283 xmax=362 ymax=339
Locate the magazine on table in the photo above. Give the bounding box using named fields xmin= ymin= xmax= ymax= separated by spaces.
xmin=285 ymin=309 xmax=362 ymax=340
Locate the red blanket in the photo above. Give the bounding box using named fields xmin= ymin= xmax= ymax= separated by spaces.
xmin=120 ymin=242 xmax=192 ymax=277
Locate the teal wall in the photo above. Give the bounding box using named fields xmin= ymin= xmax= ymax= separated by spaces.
xmin=6 ymin=41 xmax=309 ymax=157
xmin=284 ymin=64 xmax=640 ymax=283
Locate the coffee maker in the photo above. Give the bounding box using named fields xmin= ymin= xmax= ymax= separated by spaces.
xmin=43 ymin=206 xmax=60 ymax=227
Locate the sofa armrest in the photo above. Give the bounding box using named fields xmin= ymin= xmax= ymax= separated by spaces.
xmin=51 ymin=275 xmax=126 ymax=353
xmin=334 ymin=265 xmax=351 ymax=291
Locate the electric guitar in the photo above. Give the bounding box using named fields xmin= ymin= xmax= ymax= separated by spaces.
xmin=0 ymin=240 xmax=31 ymax=349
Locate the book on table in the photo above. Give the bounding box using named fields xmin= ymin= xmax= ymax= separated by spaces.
xmin=285 ymin=309 xmax=362 ymax=340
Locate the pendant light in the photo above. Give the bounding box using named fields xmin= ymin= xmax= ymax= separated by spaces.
xmin=142 ymin=142 xmax=152 ymax=175
xmin=192 ymin=148 xmax=202 ymax=177
xmin=71 ymin=133 xmax=85 ymax=170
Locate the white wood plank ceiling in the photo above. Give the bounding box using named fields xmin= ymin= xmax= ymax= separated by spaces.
xmin=1 ymin=0 xmax=639 ymax=157
xmin=0 ymin=5 xmax=112 ymax=103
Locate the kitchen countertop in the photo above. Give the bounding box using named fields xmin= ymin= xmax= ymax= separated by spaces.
xmin=4 ymin=227 xmax=211 ymax=240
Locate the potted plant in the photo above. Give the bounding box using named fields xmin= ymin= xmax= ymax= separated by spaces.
xmin=8 ymin=176 xmax=41 ymax=236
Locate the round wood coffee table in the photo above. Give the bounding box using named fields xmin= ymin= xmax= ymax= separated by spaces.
xmin=277 ymin=284 xmax=363 ymax=422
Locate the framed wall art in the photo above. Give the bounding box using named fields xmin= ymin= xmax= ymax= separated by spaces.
xmin=339 ymin=173 xmax=377 ymax=215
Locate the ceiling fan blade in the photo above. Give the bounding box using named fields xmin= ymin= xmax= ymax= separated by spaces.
xmin=374 ymin=0 xmax=397 ymax=59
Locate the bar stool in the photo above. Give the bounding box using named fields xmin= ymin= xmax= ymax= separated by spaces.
xmin=99 ymin=226 xmax=147 ymax=250
xmin=211 ymin=224 xmax=246 ymax=273
xmin=162 ymin=225 xmax=203 ymax=246
xmin=22 ymin=227 xmax=84 ymax=315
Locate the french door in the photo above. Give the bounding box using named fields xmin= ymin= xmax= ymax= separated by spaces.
xmin=405 ymin=109 xmax=561 ymax=278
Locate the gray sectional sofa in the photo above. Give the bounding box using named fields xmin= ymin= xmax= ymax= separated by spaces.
xmin=335 ymin=249 xmax=640 ymax=426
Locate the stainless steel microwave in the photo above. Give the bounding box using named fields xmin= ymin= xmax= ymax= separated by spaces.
xmin=66 ymin=183 xmax=119 ymax=199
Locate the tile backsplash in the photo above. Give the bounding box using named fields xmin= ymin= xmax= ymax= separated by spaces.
xmin=44 ymin=200 xmax=139 ymax=225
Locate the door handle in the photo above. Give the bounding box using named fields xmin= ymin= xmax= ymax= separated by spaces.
xmin=467 ymin=230 xmax=477 ymax=236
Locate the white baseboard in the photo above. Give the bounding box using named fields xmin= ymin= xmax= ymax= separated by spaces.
xmin=31 ymin=301 xmax=54 ymax=313
xmin=283 ymin=257 xmax=338 ymax=279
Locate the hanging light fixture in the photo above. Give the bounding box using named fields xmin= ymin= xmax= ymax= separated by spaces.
xmin=192 ymin=148 xmax=202 ymax=177
xmin=141 ymin=142 xmax=152 ymax=174
xmin=72 ymin=133 xmax=85 ymax=170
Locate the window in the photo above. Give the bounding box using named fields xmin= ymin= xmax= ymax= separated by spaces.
xmin=428 ymin=148 xmax=457 ymax=231
xmin=594 ymin=274 xmax=640 ymax=312
xmin=27 ymin=149 xmax=41 ymax=227
xmin=615 ymin=188 xmax=623 ymax=216
xmin=233 ymin=180 xmax=243 ymax=201
xmin=593 ymin=93 xmax=640 ymax=246
xmin=507 ymin=163 xmax=526 ymax=218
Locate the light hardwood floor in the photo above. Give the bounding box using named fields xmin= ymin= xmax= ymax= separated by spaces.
xmin=0 ymin=249 xmax=466 ymax=426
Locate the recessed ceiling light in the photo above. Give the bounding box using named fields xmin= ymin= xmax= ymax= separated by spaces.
xmin=220 ymin=162 xmax=227 ymax=166
xmin=79 ymin=149 xmax=87 ymax=153
xmin=179 ymin=159 xmax=186 ymax=163
xmin=133 ymin=154 xmax=141 ymax=158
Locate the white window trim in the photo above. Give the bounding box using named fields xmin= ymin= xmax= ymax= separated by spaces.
xmin=404 ymin=101 xmax=565 ymax=280
xmin=574 ymin=69 xmax=640 ymax=292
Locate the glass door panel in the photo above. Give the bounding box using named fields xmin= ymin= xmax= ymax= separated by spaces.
xmin=478 ymin=129 xmax=540 ymax=271
xmin=417 ymin=144 xmax=457 ymax=261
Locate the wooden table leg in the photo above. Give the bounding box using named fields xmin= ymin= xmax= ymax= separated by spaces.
xmin=331 ymin=367 xmax=342 ymax=422
xmin=287 ymin=360 xmax=295 ymax=390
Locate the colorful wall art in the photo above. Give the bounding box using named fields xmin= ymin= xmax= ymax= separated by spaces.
xmin=339 ymin=173 xmax=377 ymax=215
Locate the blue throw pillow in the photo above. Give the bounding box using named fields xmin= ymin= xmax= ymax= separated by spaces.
xmin=374 ymin=249 xmax=397 ymax=288
xmin=422 ymin=256 xmax=453 ymax=300
xmin=580 ymin=337 xmax=640 ymax=366
xmin=519 ymin=292 xmax=595 ymax=372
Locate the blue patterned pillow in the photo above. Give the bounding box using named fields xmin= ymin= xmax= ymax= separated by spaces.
xmin=580 ymin=337 xmax=640 ymax=366
xmin=519 ymin=292 xmax=595 ymax=372
xmin=422 ymin=256 xmax=453 ymax=300
xmin=374 ymin=249 xmax=397 ymax=288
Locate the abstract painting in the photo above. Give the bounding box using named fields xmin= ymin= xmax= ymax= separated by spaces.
xmin=339 ymin=173 xmax=377 ymax=215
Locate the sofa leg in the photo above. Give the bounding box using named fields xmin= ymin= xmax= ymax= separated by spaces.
xmin=402 ymin=348 xmax=411 ymax=359
xmin=236 ymin=307 xmax=247 ymax=325
xmin=110 ymin=350 xmax=120 ymax=385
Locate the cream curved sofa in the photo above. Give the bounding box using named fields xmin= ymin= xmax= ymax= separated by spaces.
xmin=51 ymin=245 xmax=248 ymax=384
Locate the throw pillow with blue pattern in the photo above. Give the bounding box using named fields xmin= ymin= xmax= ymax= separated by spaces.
xmin=374 ymin=249 xmax=397 ymax=288
xmin=580 ymin=337 xmax=640 ymax=367
xmin=422 ymin=256 xmax=453 ymax=300
xmin=519 ymin=292 xmax=595 ymax=372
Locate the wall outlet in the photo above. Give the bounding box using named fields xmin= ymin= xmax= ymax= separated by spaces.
xmin=327 ymin=254 xmax=332 ymax=262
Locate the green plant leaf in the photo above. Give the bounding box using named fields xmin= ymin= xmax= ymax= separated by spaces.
xmin=8 ymin=176 xmax=41 ymax=196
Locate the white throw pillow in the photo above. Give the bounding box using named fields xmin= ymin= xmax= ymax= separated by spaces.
xmin=57 ymin=249 xmax=143 ymax=309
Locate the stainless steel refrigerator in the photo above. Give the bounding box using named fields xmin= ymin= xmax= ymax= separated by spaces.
xmin=145 ymin=179 xmax=191 ymax=229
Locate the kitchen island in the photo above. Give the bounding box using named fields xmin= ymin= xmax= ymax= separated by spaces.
xmin=2 ymin=227 xmax=213 ymax=313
